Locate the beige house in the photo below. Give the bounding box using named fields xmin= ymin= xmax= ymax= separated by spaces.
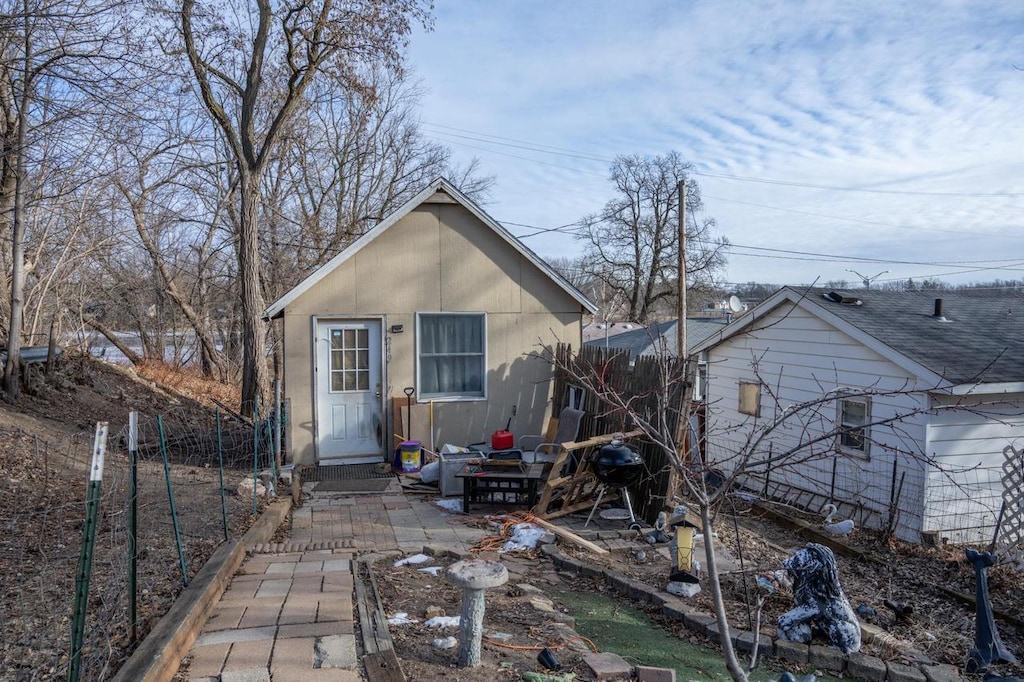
xmin=265 ymin=178 xmax=597 ymax=467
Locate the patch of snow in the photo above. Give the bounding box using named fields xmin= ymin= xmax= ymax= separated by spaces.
xmin=394 ymin=553 xmax=432 ymax=567
xmin=500 ymin=523 xmax=545 ymax=553
xmin=387 ymin=612 xmax=418 ymax=625
xmin=432 ymin=636 xmax=458 ymax=649
xmin=435 ymin=498 xmax=463 ymax=513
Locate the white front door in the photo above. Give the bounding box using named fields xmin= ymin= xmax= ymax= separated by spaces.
xmin=315 ymin=319 xmax=383 ymax=464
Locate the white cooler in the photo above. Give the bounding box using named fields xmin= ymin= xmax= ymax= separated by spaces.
xmin=438 ymin=450 xmax=478 ymax=497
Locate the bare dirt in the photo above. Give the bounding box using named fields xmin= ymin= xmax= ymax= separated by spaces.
xmin=5 ymin=358 xmax=1022 ymax=680
xmin=0 ymin=355 xmax=259 ymax=681
xmin=566 ymin=500 xmax=1024 ymax=676
xmin=373 ymin=549 xmax=598 ymax=681
xmin=373 ymin=500 xmax=1024 ymax=681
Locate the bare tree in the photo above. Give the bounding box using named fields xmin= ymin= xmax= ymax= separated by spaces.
xmin=541 ymin=341 xmax=1020 ymax=682
xmin=260 ymin=68 xmax=492 ymax=301
xmin=170 ymin=0 xmax=432 ymax=412
xmin=577 ymin=152 xmax=728 ymax=324
xmin=0 ymin=0 xmax=124 ymax=397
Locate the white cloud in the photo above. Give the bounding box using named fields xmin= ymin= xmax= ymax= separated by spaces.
xmin=408 ymin=0 xmax=1024 ymax=286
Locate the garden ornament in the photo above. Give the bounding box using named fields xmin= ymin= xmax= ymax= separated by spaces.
xmin=668 ymin=504 xmax=700 ymax=583
xmin=777 ymin=543 xmax=861 ymax=653
xmin=965 ymin=548 xmax=1018 ymax=673
xmin=445 ymin=559 xmax=508 ymax=667
xmin=821 ymin=503 xmax=855 ymax=536
xmin=882 ymin=598 xmax=913 ymax=624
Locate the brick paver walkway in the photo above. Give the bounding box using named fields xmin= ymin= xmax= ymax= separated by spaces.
xmin=182 ymin=483 xmax=488 ymax=681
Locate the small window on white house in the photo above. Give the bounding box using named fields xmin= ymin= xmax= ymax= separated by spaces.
xmin=738 ymin=381 xmax=761 ymax=417
xmin=417 ymin=313 xmax=486 ymax=399
xmin=693 ymin=351 xmax=709 ymax=401
xmin=838 ymin=396 xmax=870 ymax=456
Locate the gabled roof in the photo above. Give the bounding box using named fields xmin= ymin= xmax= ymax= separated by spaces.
xmin=584 ymin=318 xmax=729 ymax=359
xmin=692 ymin=286 xmax=1024 ymax=390
xmin=264 ymin=177 xmax=597 ymax=319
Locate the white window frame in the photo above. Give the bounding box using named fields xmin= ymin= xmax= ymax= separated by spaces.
xmin=693 ymin=351 xmax=709 ymax=401
xmin=416 ymin=312 xmax=487 ymax=401
xmin=738 ymin=380 xmax=761 ymax=417
xmin=837 ymin=395 xmax=870 ymax=458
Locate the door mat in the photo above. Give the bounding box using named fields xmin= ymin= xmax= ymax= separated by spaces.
xmin=307 ymin=463 xmax=395 ymax=492
xmin=314 ymin=477 xmax=394 ymax=492
xmin=305 ymin=463 xmax=394 ymax=481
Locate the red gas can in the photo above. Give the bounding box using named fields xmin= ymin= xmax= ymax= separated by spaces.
xmin=491 ymin=429 xmax=514 ymax=450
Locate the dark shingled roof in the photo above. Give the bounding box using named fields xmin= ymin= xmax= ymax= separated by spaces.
xmin=796 ymin=287 xmax=1024 ymax=385
xmin=583 ymin=318 xmax=729 ymax=359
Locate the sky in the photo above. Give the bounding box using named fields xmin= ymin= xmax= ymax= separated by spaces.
xmin=405 ymin=1 xmax=1024 ymax=289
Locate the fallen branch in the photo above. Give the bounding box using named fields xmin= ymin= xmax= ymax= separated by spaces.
xmin=531 ymin=517 xmax=608 ymax=555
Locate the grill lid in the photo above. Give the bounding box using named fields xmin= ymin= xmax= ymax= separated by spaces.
xmin=592 ymin=433 xmax=643 ymax=468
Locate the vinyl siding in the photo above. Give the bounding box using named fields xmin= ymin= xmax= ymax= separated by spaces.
xmin=703 ymin=302 xmax=929 ymax=541
xmin=922 ymin=392 xmax=1024 ymax=543
xmin=281 ymin=202 xmax=582 ymax=465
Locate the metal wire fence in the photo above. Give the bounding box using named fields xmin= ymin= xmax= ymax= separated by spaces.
xmin=0 ymin=406 xmax=280 ymax=681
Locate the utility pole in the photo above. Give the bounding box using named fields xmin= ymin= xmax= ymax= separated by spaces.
xmin=677 ymin=179 xmax=686 ymax=359
xmin=675 ymin=178 xmax=691 ymax=475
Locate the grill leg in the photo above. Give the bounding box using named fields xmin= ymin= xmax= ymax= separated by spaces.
xmin=584 ymin=486 xmax=607 ymax=527
xmin=622 ymin=488 xmax=637 ymax=524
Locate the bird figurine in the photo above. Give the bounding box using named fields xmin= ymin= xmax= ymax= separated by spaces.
xmin=645 ymin=511 xmax=671 ymax=544
xmin=822 ymin=503 xmax=855 ymax=536
xmin=883 ymin=599 xmax=914 ymax=623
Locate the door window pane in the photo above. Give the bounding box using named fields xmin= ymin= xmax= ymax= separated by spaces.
xmin=329 ymin=326 xmax=372 ymax=393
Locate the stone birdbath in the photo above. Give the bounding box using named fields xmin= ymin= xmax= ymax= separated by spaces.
xmin=445 ymin=559 xmax=509 ymax=667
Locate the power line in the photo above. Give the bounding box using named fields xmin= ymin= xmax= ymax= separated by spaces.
xmin=424 ymin=122 xmax=1024 ymax=198
xmin=698 ymin=170 xmax=1024 ymax=197
xmin=728 ymin=243 xmax=1024 ymax=271
xmin=428 ymin=130 xmax=1024 ymax=241
xmin=702 ymin=194 xmax=1024 ymax=239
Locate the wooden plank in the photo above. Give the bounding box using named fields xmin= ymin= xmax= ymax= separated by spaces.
xmin=353 ymin=565 xmax=380 ymax=656
xmin=534 ymin=429 xmax=645 ymax=515
xmin=531 ymin=517 xmax=609 ymax=555
xmin=534 ymin=449 xmax=572 ymax=514
xmin=363 ymin=650 xmax=406 ymax=682
xmin=367 ymin=560 xmax=397 ymax=652
xmin=560 ymin=429 xmax=643 ymax=452
xmin=542 ymin=493 xmax=618 ymax=520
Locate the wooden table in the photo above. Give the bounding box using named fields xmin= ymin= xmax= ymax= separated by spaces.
xmin=456 ymin=462 xmax=547 ymax=512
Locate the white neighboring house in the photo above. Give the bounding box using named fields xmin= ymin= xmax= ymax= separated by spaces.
xmin=692 ymin=287 xmax=1024 ymax=544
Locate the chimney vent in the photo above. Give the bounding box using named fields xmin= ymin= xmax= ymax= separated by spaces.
xmin=933 ymin=298 xmax=949 ymax=322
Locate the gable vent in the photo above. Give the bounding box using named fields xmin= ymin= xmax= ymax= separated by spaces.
xmin=823 ymin=291 xmax=862 ymax=306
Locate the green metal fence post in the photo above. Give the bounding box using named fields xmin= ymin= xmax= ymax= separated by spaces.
xmin=68 ymin=422 xmax=108 ymax=682
xmin=128 ymin=412 xmax=139 ymax=643
xmin=216 ymin=409 xmax=228 ymax=541
xmin=252 ymin=397 xmax=260 ymax=515
xmin=273 ymin=378 xmax=282 ymax=483
xmin=157 ymin=415 xmax=189 ymax=587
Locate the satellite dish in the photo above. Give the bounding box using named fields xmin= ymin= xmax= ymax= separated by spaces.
xmin=728 ymin=295 xmax=743 ymax=313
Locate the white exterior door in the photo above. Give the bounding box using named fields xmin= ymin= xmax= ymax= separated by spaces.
xmin=315 ymin=319 xmax=383 ymax=464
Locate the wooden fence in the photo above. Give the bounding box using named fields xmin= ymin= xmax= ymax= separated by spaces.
xmin=551 ymin=342 xmax=690 ymax=524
